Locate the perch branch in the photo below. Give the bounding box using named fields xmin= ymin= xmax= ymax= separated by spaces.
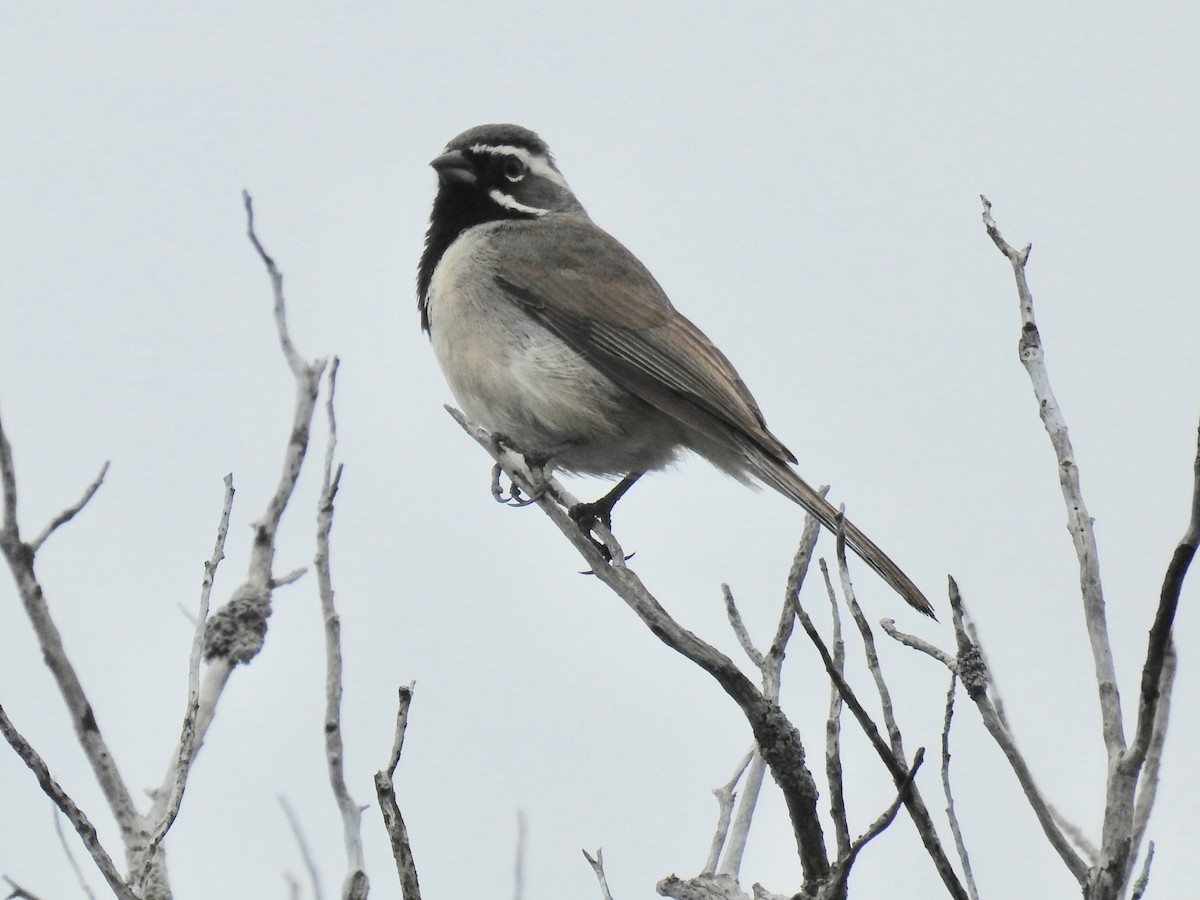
xmin=449 ymin=407 xmax=833 ymax=886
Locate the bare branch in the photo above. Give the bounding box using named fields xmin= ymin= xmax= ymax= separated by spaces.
xmin=702 ymin=749 xmax=754 ymax=875
xmin=53 ymin=810 xmax=99 ymax=900
xmin=827 ymin=749 xmax=925 ymax=894
xmin=939 ymin=676 xmax=978 ymax=900
xmin=582 ymin=850 xmax=616 ymax=900
xmin=818 ymin=559 xmax=850 ymax=861
xmin=244 ymin=190 xmax=306 ymax=378
xmin=718 ymin=749 xmax=764 ymax=880
xmin=0 ymin=408 xmax=143 ymax=863
xmin=836 ymin=519 xmax=904 ymax=761
xmin=513 ymin=810 xmax=527 ymax=900
xmin=376 ymin=684 xmax=421 ymax=900
xmin=314 ymin=358 xmax=369 ymax=899
xmin=947 ymin=580 xmax=1089 ymax=885
xmin=1128 ymin=642 xmax=1175 ymax=888
xmin=449 ymin=407 xmax=833 ymax=887
xmin=143 ymin=474 xmax=236 ymax=873
xmin=880 ymin=618 xmax=956 ymax=670
xmin=0 ymin=704 xmax=136 ymax=900
xmin=1130 ymin=842 xmax=1155 ymax=900
xmin=384 ymin=683 xmax=415 ymax=780
xmin=191 ymin=189 xmax=326 ymax=753
xmin=273 ymin=566 xmax=309 ymax=589
xmin=792 ymin=593 xmax=966 ymax=899
xmin=280 ymin=796 xmax=325 ymax=900
xmin=1125 ymin=419 xmax=1200 ymax=772
xmin=3 ymin=875 xmax=46 ymax=900
xmin=765 ymin=506 xmax=825 ymax=684
xmin=28 ymin=461 xmax=110 ymax=553
xmin=982 ymin=196 xmax=1124 ymax=759
xmin=722 ymin=584 xmax=763 ymax=669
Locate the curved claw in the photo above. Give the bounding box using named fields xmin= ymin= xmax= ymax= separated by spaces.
xmin=579 ymin=550 xmax=636 ymax=576
xmin=490 ymin=463 xmax=543 ymax=507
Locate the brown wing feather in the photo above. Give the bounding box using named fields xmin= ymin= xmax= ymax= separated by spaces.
xmin=490 ymin=216 xmax=797 ymax=465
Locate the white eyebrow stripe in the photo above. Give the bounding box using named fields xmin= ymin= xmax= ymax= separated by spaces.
xmin=469 ymin=143 xmax=570 ymax=189
xmin=488 ymin=188 xmax=549 ymax=216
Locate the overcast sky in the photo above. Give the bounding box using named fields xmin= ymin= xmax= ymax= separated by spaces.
xmin=2 ymin=3 xmax=1198 ymax=898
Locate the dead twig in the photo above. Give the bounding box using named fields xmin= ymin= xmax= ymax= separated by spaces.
xmin=376 ymin=684 xmax=421 ymax=900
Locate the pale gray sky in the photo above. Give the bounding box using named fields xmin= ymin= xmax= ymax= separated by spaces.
xmin=2 ymin=3 xmax=1198 ymax=898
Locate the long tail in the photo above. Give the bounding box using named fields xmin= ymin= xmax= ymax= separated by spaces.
xmin=747 ymin=452 xmax=935 ymax=619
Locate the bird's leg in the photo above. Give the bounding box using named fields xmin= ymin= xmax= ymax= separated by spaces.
xmin=569 ymin=472 xmax=643 ymax=531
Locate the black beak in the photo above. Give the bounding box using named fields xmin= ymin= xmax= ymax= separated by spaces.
xmin=430 ymin=150 xmax=476 ymax=186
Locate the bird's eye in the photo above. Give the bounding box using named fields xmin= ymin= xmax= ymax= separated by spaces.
xmin=502 ymin=156 xmax=527 ymax=182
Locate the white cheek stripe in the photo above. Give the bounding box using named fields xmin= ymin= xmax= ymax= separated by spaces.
xmin=488 ymin=188 xmax=549 ymax=216
xmin=468 ymin=143 xmax=571 ymax=189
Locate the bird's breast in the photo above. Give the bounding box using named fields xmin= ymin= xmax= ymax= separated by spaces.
xmin=425 ymin=224 xmax=683 ymax=475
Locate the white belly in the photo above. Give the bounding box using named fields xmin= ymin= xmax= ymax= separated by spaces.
xmin=425 ymin=224 xmax=683 ymax=475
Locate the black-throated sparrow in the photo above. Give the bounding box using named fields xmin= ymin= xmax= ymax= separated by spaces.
xmin=418 ymin=123 xmax=933 ymax=618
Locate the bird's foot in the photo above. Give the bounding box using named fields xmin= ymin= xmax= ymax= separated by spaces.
xmin=488 ymin=433 xmax=552 ymax=506
xmin=491 ymin=463 xmax=545 ymax=507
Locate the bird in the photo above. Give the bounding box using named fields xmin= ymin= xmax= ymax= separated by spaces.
xmin=417 ymin=123 xmax=933 ymax=618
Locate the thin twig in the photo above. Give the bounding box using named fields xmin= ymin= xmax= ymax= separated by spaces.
xmin=315 ymin=359 xmax=368 ymax=899
xmin=53 ymin=807 xmax=99 ymax=900
xmin=827 ymin=749 xmax=925 ymax=894
xmin=376 ymin=684 xmax=421 ymax=900
xmin=982 ymin=195 xmax=1123 ymax=759
xmin=1128 ymin=642 xmax=1175 ymax=889
xmin=1129 ymin=842 xmax=1155 ymax=900
xmin=513 ymin=810 xmax=527 ymax=900
xmin=722 ymin=584 xmax=763 ymax=669
xmin=765 ymin=506 xmax=826 ymax=685
xmin=702 ymin=749 xmax=754 ymax=874
xmin=2 ymin=876 xmax=46 ymax=900
xmin=0 ymin=704 xmax=136 ymax=900
xmin=819 ymin=559 xmax=850 ymax=861
xmin=29 ymin=461 xmax=110 ymax=553
xmin=880 ymin=619 xmax=956 ymax=670
xmin=793 ymin=595 xmax=966 ymax=899
xmin=142 ymin=474 xmax=236 ymax=876
xmin=1124 ymin=419 xmax=1200 ymax=772
xmin=280 ymin=796 xmax=325 ymax=900
xmin=0 ymin=407 xmax=143 ymax=863
xmin=273 ymin=566 xmax=309 ymax=588
xmin=940 ymin=676 xmax=978 ymax=900
xmin=720 ymin=516 xmax=823 ymax=879
xmin=582 ymin=849 xmax=615 ymax=900
xmin=947 ymin=580 xmax=1089 ymax=885
xmin=836 ymin=516 xmax=904 ymax=761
